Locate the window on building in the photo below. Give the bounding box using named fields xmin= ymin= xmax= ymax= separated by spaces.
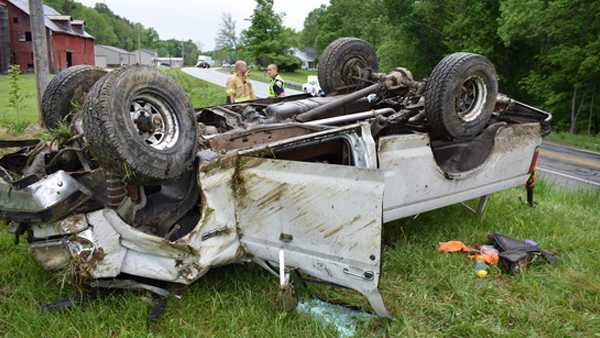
xmin=17 ymin=32 xmax=25 ymax=42
xmin=13 ymin=17 xmax=18 ymax=24
xmin=25 ymin=32 xmax=32 ymax=42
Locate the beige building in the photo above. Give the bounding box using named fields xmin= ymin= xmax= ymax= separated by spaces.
xmin=95 ymin=45 xmax=135 ymax=68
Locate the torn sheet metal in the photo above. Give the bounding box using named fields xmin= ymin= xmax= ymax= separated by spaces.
xmin=47 ymin=159 xmax=243 ymax=284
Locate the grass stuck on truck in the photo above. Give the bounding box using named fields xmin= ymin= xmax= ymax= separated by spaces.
xmin=0 ymin=38 xmax=551 ymax=319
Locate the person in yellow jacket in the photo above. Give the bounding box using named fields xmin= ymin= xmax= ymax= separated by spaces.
xmin=226 ymin=60 xmax=256 ymax=103
xmin=266 ymin=64 xmax=286 ymax=97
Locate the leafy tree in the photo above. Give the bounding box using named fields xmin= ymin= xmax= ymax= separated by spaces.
xmin=297 ymin=0 xmax=600 ymax=134
xmin=182 ymin=40 xmax=200 ymax=67
xmin=215 ymin=13 xmax=238 ymax=50
xmin=241 ymin=0 xmax=301 ymax=71
xmin=215 ymin=13 xmax=240 ymax=63
xmin=499 ymin=0 xmax=600 ymax=132
xmin=299 ymin=5 xmax=327 ymax=50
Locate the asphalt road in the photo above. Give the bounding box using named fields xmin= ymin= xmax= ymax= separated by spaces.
xmin=181 ymin=67 xmax=302 ymax=98
xmin=538 ymin=141 xmax=600 ymax=189
xmin=182 ymin=67 xmax=598 ymax=189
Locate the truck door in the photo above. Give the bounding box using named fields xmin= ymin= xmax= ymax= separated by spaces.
xmin=235 ymin=155 xmax=390 ymax=317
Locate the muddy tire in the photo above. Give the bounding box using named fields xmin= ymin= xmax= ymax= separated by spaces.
xmin=82 ymin=65 xmax=197 ymax=184
xmin=318 ymin=37 xmax=379 ymax=95
xmin=41 ymin=65 xmax=107 ymax=129
xmin=425 ymin=52 xmax=498 ymax=140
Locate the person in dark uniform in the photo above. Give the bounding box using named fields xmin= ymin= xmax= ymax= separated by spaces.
xmin=266 ymin=64 xmax=285 ymax=97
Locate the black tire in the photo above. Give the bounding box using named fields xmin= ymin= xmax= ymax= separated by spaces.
xmin=41 ymin=65 xmax=107 ymax=129
xmin=425 ymin=52 xmax=498 ymax=140
xmin=318 ymin=37 xmax=379 ymax=95
xmin=82 ymin=65 xmax=197 ymax=184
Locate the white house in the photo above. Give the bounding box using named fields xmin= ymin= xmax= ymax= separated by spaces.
xmin=292 ymin=48 xmax=318 ymax=70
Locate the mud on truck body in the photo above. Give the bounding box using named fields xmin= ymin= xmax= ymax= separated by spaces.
xmin=0 ymin=38 xmax=551 ymax=317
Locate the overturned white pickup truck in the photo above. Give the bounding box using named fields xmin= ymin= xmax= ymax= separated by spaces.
xmin=0 ymin=38 xmax=550 ymax=317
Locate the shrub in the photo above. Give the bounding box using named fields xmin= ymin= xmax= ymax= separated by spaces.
xmin=255 ymin=53 xmax=302 ymax=73
xmin=0 ymin=118 xmax=30 ymax=135
xmin=7 ymin=64 xmax=26 ymax=116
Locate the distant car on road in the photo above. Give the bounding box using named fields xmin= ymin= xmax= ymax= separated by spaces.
xmin=196 ymin=61 xmax=210 ymax=69
xmin=303 ymin=75 xmax=323 ymax=96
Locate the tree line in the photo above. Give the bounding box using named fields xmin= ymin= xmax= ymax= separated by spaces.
xmin=43 ymin=0 xmax=201 ymax=66
xmin=297 ymin=0 xmax=600 ymax=134
xmin=43 ymin=0 xmax=599 ymax=133
xmin=214 ymin=0 xmax=301 ymax=72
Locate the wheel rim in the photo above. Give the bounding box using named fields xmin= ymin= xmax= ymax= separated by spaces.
xmin=455 ymin=75 xmax=487 ymax=122
xmin=341 ymin=57 xmax=369 ymax=88
xmin=129 ymin=94 xmax=180 ymax=150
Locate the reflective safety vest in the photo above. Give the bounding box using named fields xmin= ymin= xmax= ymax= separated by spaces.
xmin=267 ymin=74 xmax=285 ymax=97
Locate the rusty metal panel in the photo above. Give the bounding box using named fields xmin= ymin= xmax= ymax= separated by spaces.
xmin=30 ymin=239 xmax=71 ymax=271
xmin=235 ymin=157 xmax=389 ymax=316
xmin=31 ymin=214 xmax=88 ymax=239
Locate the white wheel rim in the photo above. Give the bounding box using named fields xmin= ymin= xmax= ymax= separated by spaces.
xmin=129 ymin=94 xmax=180 ymax=150
xmin=456 ymin=75 xmax=487 ymax=122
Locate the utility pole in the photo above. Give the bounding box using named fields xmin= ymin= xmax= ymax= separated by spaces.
xmin=137 ymin=29 xmax=141 ymax=64
xmin=29 ymin=0 xmax=50 ymax=127
xmin=181 ymin=40 xmax=185 ymax=67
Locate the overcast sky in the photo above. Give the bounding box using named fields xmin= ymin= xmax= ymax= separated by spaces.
xmin=77 ymin=0 xmax=330 ymax=50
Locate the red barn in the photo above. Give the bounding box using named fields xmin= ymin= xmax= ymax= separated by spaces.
xmin=0 ymin=0 xmax=95 ymax=73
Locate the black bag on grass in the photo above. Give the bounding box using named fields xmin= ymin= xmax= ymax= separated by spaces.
xmin=488 ymin=233 xmax=558 ymax=273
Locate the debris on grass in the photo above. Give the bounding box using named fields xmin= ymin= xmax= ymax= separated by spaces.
xmin=437 ymin=233 xmax=558 ymax=275
xmin=297 ymin=298 xmax=376 ymax=338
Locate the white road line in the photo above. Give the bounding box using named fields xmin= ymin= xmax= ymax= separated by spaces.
xmin=538 ymin=167 xmax=600 ymax=187
xmin=542 ymin=141 xmax=600 ymax=157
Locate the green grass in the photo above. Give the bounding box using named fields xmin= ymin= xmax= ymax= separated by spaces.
xmin=0 ymin=73 xmax=40 ymax=133
xmin=0 ymin=69 xmax=222 ymax=139
xmin=0 ymin=70 xmax=222 ymax=138
xmin=221 ymin=67 xmax=317 ymax=85
xmin=546 ymin=132 xmax=600 ymax=152
xmin=1 ymin=181 xmax=599 ymax=337
xmin=162 ymin=68 xmax=226 ymax=108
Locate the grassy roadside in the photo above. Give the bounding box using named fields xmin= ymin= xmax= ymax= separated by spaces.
xmin=1 ymin=182 xmax=599 ymax=337
xmin=546 ymin=132 xmax=600 ymax=152
xmin=161 ymin=68 xmax=226 ymax=107
xmin=0 ymin=70 xmax=221 ymax=139
xmin=0 ymin=73 xmax=40 ymax=135
xmin=1 ymin=68 xmax=599 ymax=337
